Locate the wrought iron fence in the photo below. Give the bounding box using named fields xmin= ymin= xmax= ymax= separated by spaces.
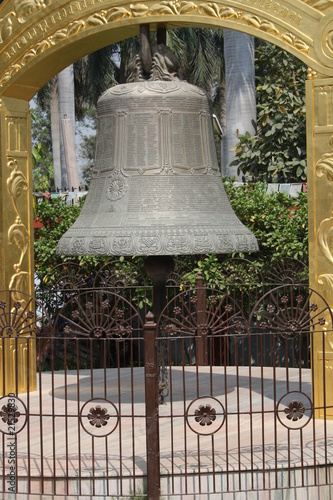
xmin=1 ymin=258 xmax=333 ymax=499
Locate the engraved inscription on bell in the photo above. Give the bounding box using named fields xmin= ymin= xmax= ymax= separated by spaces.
xmin=125 ymin=112 xmax=159 ymax=172
xmin=127 ymin=176 xmax=234 ymax=223
xmin=92 ymin=81 xmax=217 ymax=178
xmin=172 ymin=112 xmax=204 ymax=169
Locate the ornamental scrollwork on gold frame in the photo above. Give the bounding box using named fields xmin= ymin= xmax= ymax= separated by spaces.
xmin=316 ymin=134 xmax=333 ymax=315
xmin=7 ymin=157 xmax=28 ymax=217
xmin=316 ymin=136 xmax=333 ymax=181
xmin=8 ymin=217 xmax=30 ymax=305
xmin=318 ymin=274 xmax=333 ymax=307
xmin=6 ymin=157 xmax=29 ymax=300
xmin=8 ymin=219 xmax=29 ymax=272
xmin=0 ymin=1 xmax=51 ymax=43
xmin=317 ymin=203 xmax=333 ymax=333
xmin=318 ymin=205 xmax=333 ymax=265
xmin=301 ymin=0 xmax=333 ymax=12
xmin=0 ymin=2 xmax=309 ymax=88
xmin=316 ymin=152 xmax=333 ymax=180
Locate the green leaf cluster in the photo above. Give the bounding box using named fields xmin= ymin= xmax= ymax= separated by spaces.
xmin=223 ymin=178 xmax=308 ymax=264
xmin=34 ymin=197 xmax=107 ymax=281
xmin=230 ymin=41 xmax=307 ymax=182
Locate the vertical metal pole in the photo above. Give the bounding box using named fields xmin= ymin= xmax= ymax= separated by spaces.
xmin=144 ymin=256 xmax=174 ymax=319
xmin=157 ymin=26 xmax=167 ymax=45
xmin=144 ymin=312 xmax=160 ymax=499
xmin=196 ymin=271 xmax=208 ymax=365
xmin=140 ymin=24 xmax=152 ymax=76
xmin=144 ymin=256 xmax=175 ymax=404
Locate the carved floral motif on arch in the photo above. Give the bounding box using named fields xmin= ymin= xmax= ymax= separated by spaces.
xmin=316 ymin=151 xmax=333 ymax=181
xmin=316 ymin=140 xmax=333 ymax=318
xmin=0 ymin=1 xmax=51 ymax=43
xmin=0 ymin=0 xmax=315 ymax=89
xmin=302 ymin=0 xmax=333 ymax=11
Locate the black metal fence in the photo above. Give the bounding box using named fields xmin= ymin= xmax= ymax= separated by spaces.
xmin=1 ymin=259 xmax=333 ymax=498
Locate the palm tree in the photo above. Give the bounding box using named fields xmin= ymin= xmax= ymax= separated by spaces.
xmin=74 ymin=45 xmax=120 ymax=108
xmin=223 ymin=30 xmax=256 ymax=179
xmin=169 ymin=28 xmax=223 ymax=92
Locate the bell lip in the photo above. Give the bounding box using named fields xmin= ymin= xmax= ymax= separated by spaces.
xmin=56 ymin=230 xmax=259 ymax=257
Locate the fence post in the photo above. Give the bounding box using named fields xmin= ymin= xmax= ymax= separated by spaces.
xmin=196 ymin=271 xmax=208 ymax=365
xmin=144 ymin=311 xmax=160 ymax=499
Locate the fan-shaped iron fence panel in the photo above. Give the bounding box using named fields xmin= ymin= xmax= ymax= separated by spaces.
xmin=3 ymin=275 xmax=333 ymax=499
xmin=0 ymin=289 xmax=151 ymax=498
xmin=154 ymin=283 xmax=333 ymax=498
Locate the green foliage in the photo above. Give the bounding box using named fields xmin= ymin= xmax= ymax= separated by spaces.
xmin=77 ymin=107 xmax=97 ymax=187
xmin=223 ymin=178 xmax=308 ymax=264
xmin=230 ymin=41 xmax=307 ymax=182
xmin=32 ymin=142 xmax=54 ymax=191
xmin=31 ymin=104 xmax=52 ymax=150
xmin=34 ymin=197 xmax=107 ymax=282
xmin=168 ymin=28 xmax=224 ymax=93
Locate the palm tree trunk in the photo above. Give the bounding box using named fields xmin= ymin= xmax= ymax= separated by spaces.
xmin=51 ymin=65 xmax=79 ymax=189
xmin=50 ymin=77 xmax=61 ymax=191
xmin=57 ymin=65 xmax=79 ymax=190
xmin=223 ymin=30 xmax=256 ymax=179
xmin=219 ymin=83 xmax=226 ymax=174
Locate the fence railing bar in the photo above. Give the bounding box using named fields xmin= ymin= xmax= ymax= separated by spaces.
xmin=144 ymin=313 xmax=160 ymax=500
xmin=76 ymin=338 xmax=82 ymax=497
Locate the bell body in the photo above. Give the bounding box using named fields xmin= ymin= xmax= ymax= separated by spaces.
xmin=57 ymin=80 xmax=258 ymax=256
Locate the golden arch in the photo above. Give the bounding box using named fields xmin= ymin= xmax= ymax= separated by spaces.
xmin=1 ymin=0 xmax=333 ymax=403
xmin=1 ymin=0 xmax=333 ymax=98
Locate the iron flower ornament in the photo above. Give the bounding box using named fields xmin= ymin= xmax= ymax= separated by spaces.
xmin=87 ymin=405 xmax=110 ymax=428
xmin=284 ymin=400 xmax=306 ymax=421
xmin=0 ymin=403 xmax=20 ymax=424
xmin=194 ymin=404 xmax=216 ymax=426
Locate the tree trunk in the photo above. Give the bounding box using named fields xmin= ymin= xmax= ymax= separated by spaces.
xmin=223 ymin=30 xmax=256 ymax=179
xmin=219 ymin=83 xmax=226 ymax=175
xmin=50 ymin=77 xmax=61 ymax=191
xmin=56 ymin=65 xmax=80 ymax=190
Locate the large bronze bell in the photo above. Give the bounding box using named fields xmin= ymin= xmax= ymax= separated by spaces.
xmin=57 ymin=43 xmax=258 ymax=257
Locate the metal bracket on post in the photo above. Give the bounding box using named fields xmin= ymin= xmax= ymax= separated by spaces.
xmin=144 ymin=311 xmax=160 ymax=499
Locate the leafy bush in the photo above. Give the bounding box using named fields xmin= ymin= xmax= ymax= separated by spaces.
xmin=224 ymin=179 xmax=308 ymax=264
xmin=229 ymin=41 xmax=307 ymax=182
xmin=34 ymin=197 xmax=107 ymax=282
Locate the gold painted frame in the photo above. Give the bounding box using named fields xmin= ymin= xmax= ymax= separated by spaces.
xmin=0 ymin=0 xmax=333 ymax=405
